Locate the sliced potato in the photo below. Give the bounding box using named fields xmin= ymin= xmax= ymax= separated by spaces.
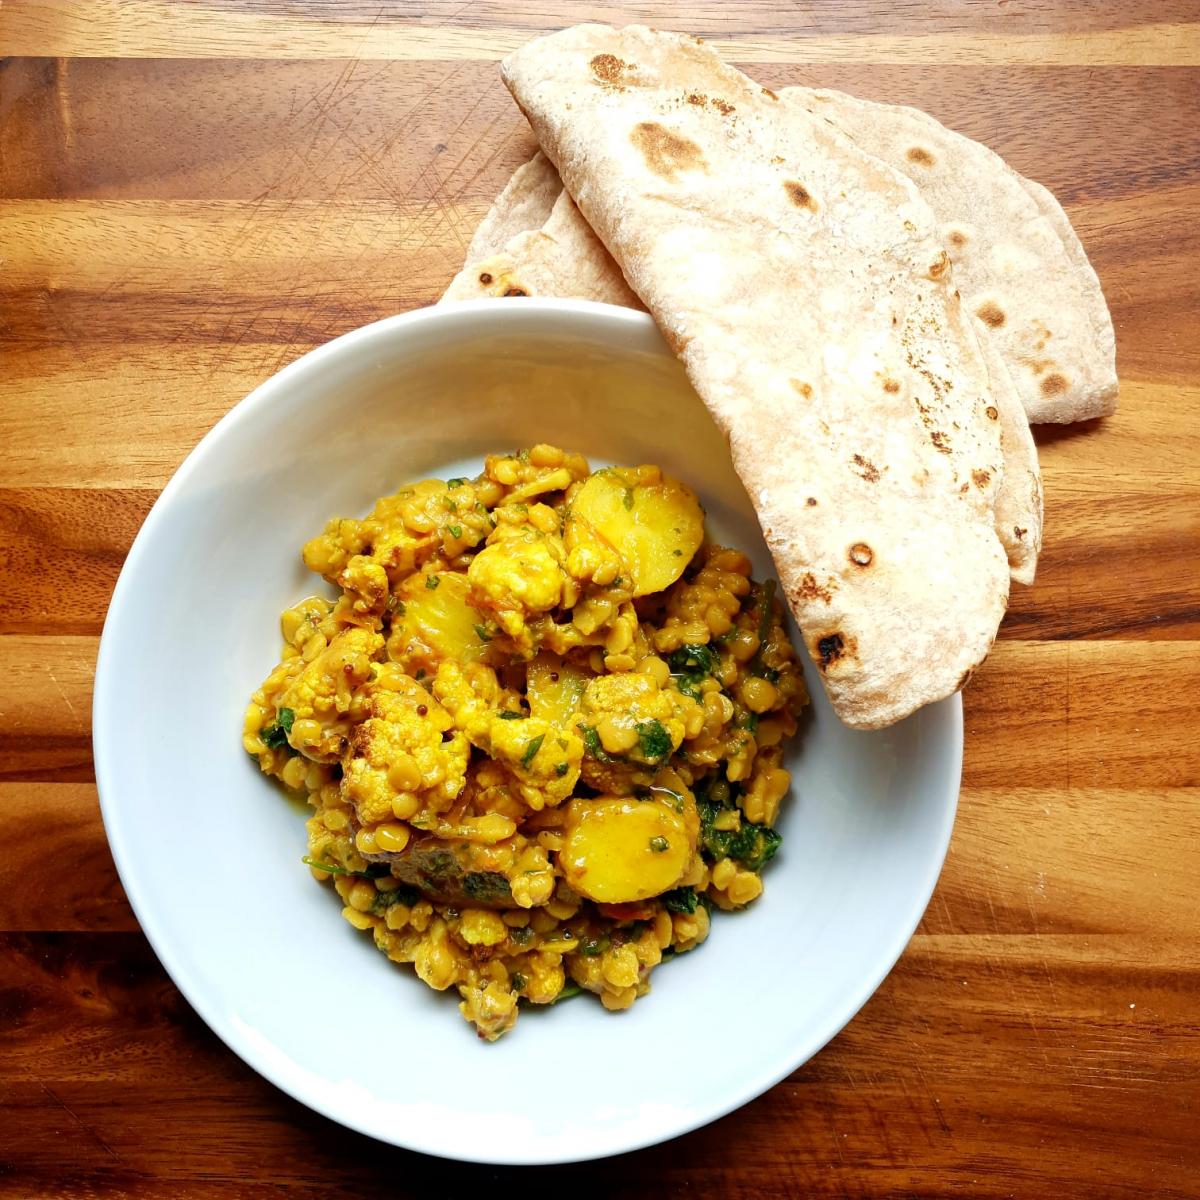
xmin=559 ymin=796 xmax=690 ymax=902
xmin=386 ymin=570 xmax=490 ymax=675
xmin=526 ymin=653 xmax=590 ymax=726
xmin=568 ymin=468 xmax=703 ymax=596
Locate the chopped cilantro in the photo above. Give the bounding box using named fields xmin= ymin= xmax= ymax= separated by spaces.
xmin=622 ymin=486 xmax=636 ymax=511
xmin=497 ymin=710 xmax=526 ymax=720
xmin=635 ymin=718 xmax=672 ymax=764
xmin=555 ymin=762 xmax=569 ymax=777
xmin=392 ymin=600 xmax=406 ymax=617
xmin=509 ymin=925 xmax=533 ymax=946
xmin=511 ymin=971 xmax=528 ymax=991
xmin=425 ymin=574 xmax=440 ymax=590
xmin=447 ymin=477 xmax=467 ymax=488
xmin=578 ymin=933 xmax=610 ymax=957
xmin=757 ymin=578 xmax=776 ymax=644
xmin=662 ymin=886 xmax=698 ymax=914
xmin=261 ymin=707 xmax=295 ymax=749
xmin=301 ymin=856 xmax=387 ymax=880
xmin=552 ymin=982 xmax=583 ymax=1003
xmin=673 ymin=549 xmax=683 ymax=556
xmin=668 ymin=644 xmax=717 ymax=702
xmin=370 ymin=884 xmax=421 ymax=914
xmin=521 ymin=733 xmax=545 ymax=768
xmin=748 ymin=578 xmax=780 ymax=679
xmin=579 ymin=724 xmax=612 ymax=762
xmin=649 ymin=836 xmax=669 ymax=853
xmin=448 ymin=524 xmax=462 ymax=538
xmin=473 ymin=623 xmax=493 ymax=642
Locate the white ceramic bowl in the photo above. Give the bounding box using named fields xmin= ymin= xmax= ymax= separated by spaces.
xmin=94 ymin=299 xmax=960 ymax=1165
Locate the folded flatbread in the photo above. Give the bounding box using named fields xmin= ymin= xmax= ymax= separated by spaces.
xmin=794 ymin=89 xmax=1117 ymax=424
xmin=501 ymin=25 xmax=1011 ymax=728
xmin=442 ymin=186 xmax=643 ymax=307
xmin=461 ymin=151 xmax=562 ymax=261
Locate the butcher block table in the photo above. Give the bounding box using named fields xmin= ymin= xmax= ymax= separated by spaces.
xmin=2 ymin=2 xmax=1198 ymax=1196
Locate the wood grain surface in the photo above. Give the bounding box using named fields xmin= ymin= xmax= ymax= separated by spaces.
xmin=2 ymin=2 xmax=1198 ymax=1196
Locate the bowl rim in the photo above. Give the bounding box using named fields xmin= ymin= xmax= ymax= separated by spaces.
xmin=93 ymin=297 xmax=962 ymax=1165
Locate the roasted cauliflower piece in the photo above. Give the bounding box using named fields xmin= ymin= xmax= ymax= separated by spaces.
xmin=433 ymin=658 xmax=582 ymax=809
xmin=341 ymin=675 xmax=469 ymax=832
xmin=266 ymin=627 xmax=383 ymax=762
xmin=485 ymin=715 xmax=583 ymax=811
xmin=467 ymin=526 xmax=570 ymax=651
xmin=431 ymin=659 xmax=508 ymax=748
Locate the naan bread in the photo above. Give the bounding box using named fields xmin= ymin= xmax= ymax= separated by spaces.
xmin=797 ymin=89 xmax=1117 ymax=424
xmin=503 ymin=24 xmax=1010 ymax=728
xmin=444 ymin=147 xmax=1041 ymax=583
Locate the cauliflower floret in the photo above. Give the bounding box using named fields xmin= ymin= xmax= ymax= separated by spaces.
xmin=578 ymin=672 xmax=698 ymax=765
xmin=432 ymin=660 xmax=506 ymax=748
xmin=434 ymin=661 xmax=582 ymax=810
xmin=467 ymin=527 xmax=570 ymax=651
xmin=304 ymin=479 xmax=492 ymax=587
xmin=341 ymin=677 xmax=469 ymax=828
xmin=337 ymin=554 xmax=390 ymax=620
xmin=486 ymin=715 xmax=582 ymax=811
xmin=273 ymin=627 xmax=384 ymax=761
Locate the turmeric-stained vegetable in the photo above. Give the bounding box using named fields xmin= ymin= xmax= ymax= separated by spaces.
xmin=567 ymin=468 xmax=703 ymax=596
xmin=386 ymin=570 xmax=489 ymax=675
xmin=526 ymin=653 xmax=590 ymax=727
xmin=560 ymin=796 xmax=692 ymax=902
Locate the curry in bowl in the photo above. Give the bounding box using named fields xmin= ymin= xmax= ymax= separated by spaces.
xmin=243 ymin=445 xmax=806 ymax=1039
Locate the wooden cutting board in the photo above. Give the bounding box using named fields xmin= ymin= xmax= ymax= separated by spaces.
xmin=2 ymin=3 xmax=1198 ymax=1196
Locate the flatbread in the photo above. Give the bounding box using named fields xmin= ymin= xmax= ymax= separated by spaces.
xmin=973 ymin=334 xmax=1042 ymax=583
xmin=797 ymin=89 xmax=1117 ymax=424
xmin=463 ymin=151 xmax=562 ymax=261
xmin=503 ymin=24 xmax=1011 ymax=729
xmin=442 ymin=188 xmax=644 ymax=307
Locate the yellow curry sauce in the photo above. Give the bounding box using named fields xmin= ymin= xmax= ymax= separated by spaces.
xmin=243 ymin=445 xmax=807 ymax=1039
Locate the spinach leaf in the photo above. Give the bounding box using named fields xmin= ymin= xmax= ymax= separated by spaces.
xmin=261 ymin=707 xmax=294 ymax=750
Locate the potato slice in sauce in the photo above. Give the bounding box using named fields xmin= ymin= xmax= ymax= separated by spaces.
xmin=386 ymin=571 xmax=489 ymax=675
xmin=569 ymin=468 xmax=703 ymax=596
xmin=560 ymin=795 xmax=691 ymax=902
xmin=526 ymin=653 xmax=590 ymax=726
